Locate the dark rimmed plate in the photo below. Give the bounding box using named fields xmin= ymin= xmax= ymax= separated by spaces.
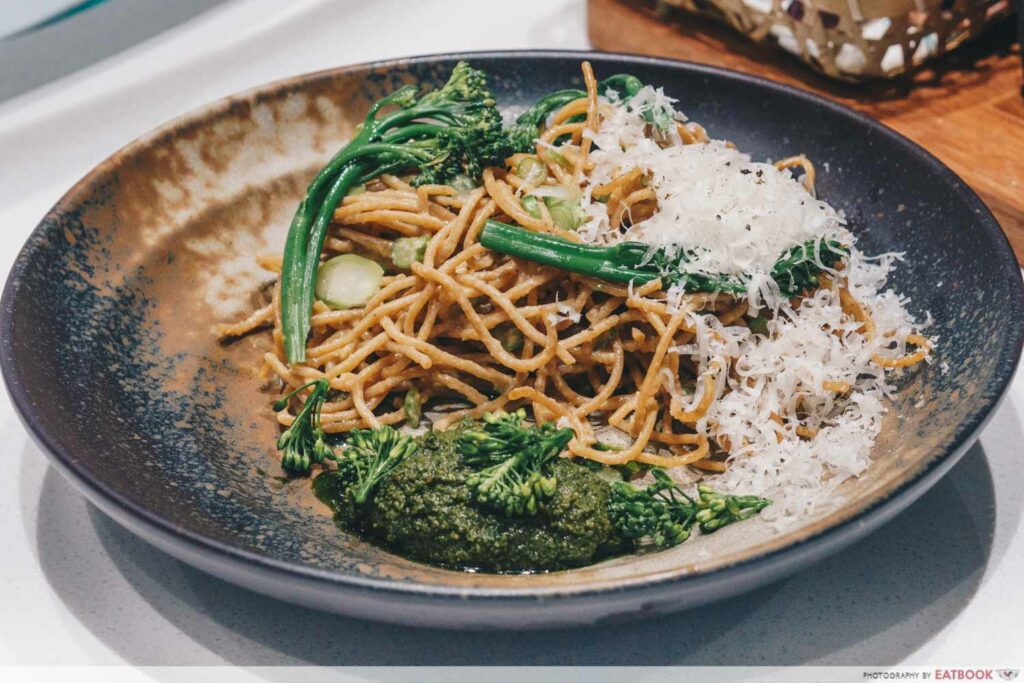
xmin=3 ymin=51 xmax=1022 ymax=629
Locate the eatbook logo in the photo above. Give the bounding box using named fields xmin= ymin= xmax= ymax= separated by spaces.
xmin=998 ymin=671 xmax=1019 ymax=681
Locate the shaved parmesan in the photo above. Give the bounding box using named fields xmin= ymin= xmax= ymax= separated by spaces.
xmin=546 ymin=294 xmax=582 ymax=326
xmin=573 ymin=95 xmax=929 ymax=524
xmin=581 ymin=97 xmax=850 ymax=311
xmin=677 ymin=249 xmax=923 ymax=525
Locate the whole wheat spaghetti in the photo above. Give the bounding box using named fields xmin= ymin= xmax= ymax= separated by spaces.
xmin=219 ymin=61 xmax=932 ymax=500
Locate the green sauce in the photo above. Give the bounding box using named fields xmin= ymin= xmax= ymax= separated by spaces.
xmin=313 ymin=427 xmax=626 ymax=572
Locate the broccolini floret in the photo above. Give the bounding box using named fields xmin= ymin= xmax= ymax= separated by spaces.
xmin=273 ymin=379 xmax=335 ymax=475
xmin=337 ymin=426 xmax=418 ymax=506
xmin=609 ymin=468 xmax=771 ymax=549
xmin=457 ymin=409 xmax=574 ymax=516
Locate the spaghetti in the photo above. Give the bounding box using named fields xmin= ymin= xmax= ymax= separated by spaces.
xmin=219 ymin=62 xmax=931 ymax=490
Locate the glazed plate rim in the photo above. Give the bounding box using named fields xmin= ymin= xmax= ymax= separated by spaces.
xmin=3 ymin=49 xmax=1023 ymax=606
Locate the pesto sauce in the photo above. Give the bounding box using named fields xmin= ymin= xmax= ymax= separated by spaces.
xmin=313 ymin=426 xmax=626 ymax=572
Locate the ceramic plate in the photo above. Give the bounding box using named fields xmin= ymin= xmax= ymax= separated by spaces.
xmin=3 ymin=51 xmax=1022 ymax=629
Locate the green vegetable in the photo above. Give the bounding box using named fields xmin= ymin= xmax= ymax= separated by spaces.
xmin=457 ymin=409 xmax=574 ymax=516
xmin=515 ymin=156 xmax=547 ymax=186
xmin=608 ymin=468 xmax=771 ymax=549
xmin=403 ymin=388 xmax=422 ymax=428
xmin=520 ymin=194 xmax=585 ymax=231
xmin=315 ymin=424 xmax=625 ymax=571
xmin=315 ymin=254 xmax=384 ymax=309
xmin=492 ymin=322 xmax=524 ymax=353
xmin=336 ymin=425 xmax=417 ymax=506
xmin=545 ymin=149 xmax=572 ymax=171
xmin=544 ymin=197 xmax=586 ymax=230
xmin=746 ymin=315 xmax=770 ymax=336
xmin=608 ymin=74 xmax=676 ymax=133
xmin=391 ymin=235 xmax=429 ymax=269
xmin=273 ymin=379 xmax=335 ymax=475
xmin=600 ymin=73 xmax=644 ymax=99
xmin=609 ymin=469 xmax=694 ymax=548
xmin=449 ymin=174 xmax=477 ymax=192
xmin=479 ymin=220 xmax=849 ymax=297
xmin=521 ymin=194 xmax=541 ymax=219
xmin=505 ymin=74 xmax=645 ymax=147
xmin=281 ymin=62 xmax=522 ymax=364
xmin=512 ymin=89 xmax=591 ymax=131
xmin=769 ymin=238 xmax=849 ymax=297
xmin=614 ymin=460 xmax=651 ymax=481
xmin=694 ymin=484 xmax=772 ymax=532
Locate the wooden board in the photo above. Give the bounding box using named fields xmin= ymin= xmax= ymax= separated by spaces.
xmin=588 ymin=0 xmax=1024 ymax=262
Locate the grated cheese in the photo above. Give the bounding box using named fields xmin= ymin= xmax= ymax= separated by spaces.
xmin=574 ymin=94 xmax=928 ymax=524
xmin=581 ymin=93 xmax=850 ymax=311
xmin=675 ymin=249 xmax=921 ymax=524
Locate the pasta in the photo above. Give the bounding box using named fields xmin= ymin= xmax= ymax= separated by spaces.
xmin=218 ymin=61 xmax=931 ymax=497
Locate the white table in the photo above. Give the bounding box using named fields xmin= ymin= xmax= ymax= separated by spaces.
xmin=0 ymin=0 xmax=1021 ymax=670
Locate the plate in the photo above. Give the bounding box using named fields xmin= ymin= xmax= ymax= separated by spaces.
xmin=3 ymin=51 xmax=1022 ymax=629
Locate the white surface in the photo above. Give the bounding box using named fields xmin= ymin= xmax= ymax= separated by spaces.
xmin=0 ymin=0 xmax=1021 ymax=669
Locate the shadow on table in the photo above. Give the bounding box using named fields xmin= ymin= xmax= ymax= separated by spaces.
xmin=30 ymin=427 xmax=1013 ymax=667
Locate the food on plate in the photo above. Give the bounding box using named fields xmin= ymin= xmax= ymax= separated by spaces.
xmin=219 ymin=61 xmax=932 ymax=571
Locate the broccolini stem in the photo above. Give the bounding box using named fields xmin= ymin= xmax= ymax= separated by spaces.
xmin=479 ymin=220 xmax=848 ymax=297
xmin=479 ymin=220 xmax=661 ymax=285
xmin=286 ymin=162 xmax=369 ymax=364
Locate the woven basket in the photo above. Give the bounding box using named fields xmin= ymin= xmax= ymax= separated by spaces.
xmin=656 ymin=0 xmax=1016 ymax=80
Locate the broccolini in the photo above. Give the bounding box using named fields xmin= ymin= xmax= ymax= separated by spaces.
xmin=337 ymin=426 xmax=418 ymax=506
xmin=273 ymin=379 xmax=335 ymax=475
xmin=457 ymin=409 xmax=574 ymax=516
xmin=281 ymin=62 xmax=522 ymax=364
xmin=609 ymin=468 xmax=771 ymax=549
xmin=480 ymin=220 xmax=849 ymax=297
